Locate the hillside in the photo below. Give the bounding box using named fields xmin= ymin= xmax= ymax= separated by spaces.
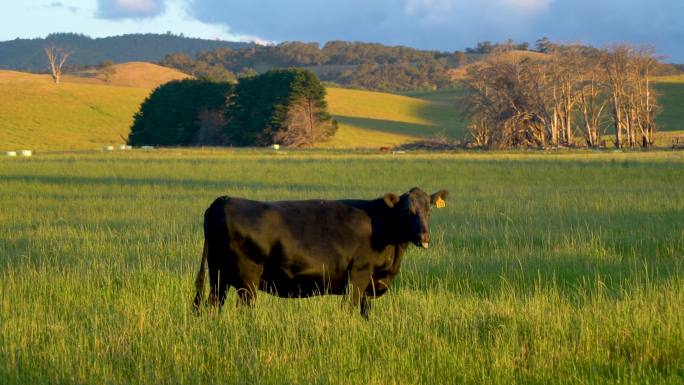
xmin=63 ymin=62 xmax=190 ymax=88
xmin=0 ymin=70 xmax=148 ymax=151
xmin=0 ymin=33 xmax=252 ymax=72
xmin=326 ymin=88 xmax=465 ymax=148
xmin=1 ymin=67 xmax=681 ymax=151
xmin=447 ymin=50 xmax=549 ymax=80
xmin=0 ymin=68 xmax=462 ymax=150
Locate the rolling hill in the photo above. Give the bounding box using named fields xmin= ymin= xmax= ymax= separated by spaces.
xmin=0 ymin=70 xmax=149 ymax=151
xmin=325 ymin=87 xmax=466 ymax=148
xmin=0 ymin=65 xmax=462 ymax=150
xmin=63 ymin=62 xmax=190 ymax=88
xmin=0 ymin=65 xmax=682 ymax=151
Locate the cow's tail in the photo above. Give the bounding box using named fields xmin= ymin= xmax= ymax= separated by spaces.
xmin=192 ymin=238 xmax=209 ymax=314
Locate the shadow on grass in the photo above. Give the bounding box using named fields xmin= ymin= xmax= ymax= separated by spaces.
xmin=334 ymin=94 xmax=469 ymax=139
xmin=334 ymin=115 xmax=437 ymax=137
xmin=1 ymin=174 xmax=334 ymax=194
xmin=334 ymin=115 xmax=463 ymax=139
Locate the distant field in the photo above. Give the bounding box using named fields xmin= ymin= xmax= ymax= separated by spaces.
xmin=1 ymin=150 xmax=682 ymax=384
xmin=655 ymin=76 xmax=684 ymax=134
xmin=0 ymin=70 xmax=148 ymax=151
xmin=0 ymin=66 xmax=682 ymax=150
xmin=63 ymin=62 xmax=190 ymax=89
xmin=0 ymin=69 xmax=464 ymax=150
xmin=406 ymin=80 xmax=684 ymax=146
xmin=326 ymin=87 xmax=466 ymax=148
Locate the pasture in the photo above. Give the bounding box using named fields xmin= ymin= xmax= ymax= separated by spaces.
xmin=2 ymin=68 xmax=683 ymax=151
xmin=1 ymin=150 xmax=683 ymax=384
xmin=0 ymin=69 xmax=461 ymax=151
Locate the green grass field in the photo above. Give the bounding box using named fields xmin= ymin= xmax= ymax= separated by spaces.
xmin=0 ymin=70 xmax=149 ymax=151
xmin=0 ymin=70 xmax=463 ymax=151
xmin=1 ymin=150 xmax=683 ymax=384
xmin=2 ymin=68 xmax=681 ymax=151
xmin=326 ymin=87 xmax=465 ymax=148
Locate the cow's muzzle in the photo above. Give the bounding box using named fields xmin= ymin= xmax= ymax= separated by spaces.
xmin=416 ymin=233 xmax=430 ymax=249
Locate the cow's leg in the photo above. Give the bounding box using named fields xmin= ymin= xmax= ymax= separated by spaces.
xmin=347 ymin=270 xmax=372 ymax=319
xmin=216 ymin=278 xmax=229 ymax=309
xmin=235 ymin=284 xmax=257 ymax=307
xmin=360 ymin=296 xmax=371 ymax=319
xmin=208 ymin=267 xmax=226 ymax=310
xmin=233 ymin=258 xmax=263 ymax=308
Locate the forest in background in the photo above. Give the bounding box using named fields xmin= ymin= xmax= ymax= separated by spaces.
xmin=0 ymin=33 xmax=252 ymax=72
xmin=2 ymin=33 xmax=682 ymax=93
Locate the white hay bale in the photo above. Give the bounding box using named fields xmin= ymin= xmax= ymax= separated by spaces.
xmin=125 ymin=145 xmax=133 ymax=150
xmin=5 ymin=151 xmax=17 ymax=157
xmin=19 ymin=150 xmax=32 ymax=157
xmin=141 ymin=146 xmax=154 ymax=150
xmin=272 ymin=144 xmax=280 ymax=150
xmin=103 ymin=145 xmax=114 ymax=151
xmin=117 ymin=144 xmax=127 ymax=150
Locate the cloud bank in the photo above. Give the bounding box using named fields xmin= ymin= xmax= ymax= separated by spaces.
xmin=188 ymin=0 xmax=684 ymax=61
xmin=97 ymin=0 xmax=166 ymax=19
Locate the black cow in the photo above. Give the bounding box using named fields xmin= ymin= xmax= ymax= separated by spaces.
xmin=193 ymin=187 xmax=448 ymax=318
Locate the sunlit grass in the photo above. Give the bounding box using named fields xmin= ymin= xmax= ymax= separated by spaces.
xmin=2 ymin=70 xmax=684 ymax=151
xmin=1 ymin=150 xmax=683 ymax=384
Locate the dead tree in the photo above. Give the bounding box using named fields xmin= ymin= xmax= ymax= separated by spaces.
xmin=603 ymin=45 xmax=659 ymax=148
xmin=632 ymin=47 xmax=659 ymax=147
xmin=461 ymin=42 xmax=659 ymax=149
xmin=549 ymin=46 xmax=584 ymax=146
xmin=44 ymin=46 xmax=73 ymax=84
xmin=274 ymin=96 xmax=337 ymax=147
xmin=462 ymin=51 xmax=555 ymax=148
xmin=577 ymin=53 xmax=608 ymax=147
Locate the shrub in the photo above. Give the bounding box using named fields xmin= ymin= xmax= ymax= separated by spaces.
xmin=225 ymin=69 xmax=336 ymax=147
xmin=128 ymin=79 xmax=232 ymax=146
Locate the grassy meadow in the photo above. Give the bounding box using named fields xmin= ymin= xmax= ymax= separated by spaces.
xmin=0 ymin=68 xmax=461 ymax=151
xmin=0 ymin=70 xmax=150 ymax=151
xmin=1 ymin=150 xmax=683 ymax=384
xmin=2 ymin=66 xmax=682 ymax=152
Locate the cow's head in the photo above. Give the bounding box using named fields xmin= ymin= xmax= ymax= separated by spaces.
xmin=384 ymin=187 xmax=448 ymax=249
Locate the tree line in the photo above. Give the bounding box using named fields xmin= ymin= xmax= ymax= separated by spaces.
xmin=128 ymin=69 xmax=336 ymax=148
xmin=461 ymin=44 xmax=661 ymax=149
xmin=0 ymin=32 xmax=251 ymax=72
xmin=159 ymin=41 xmax=461 ymax=92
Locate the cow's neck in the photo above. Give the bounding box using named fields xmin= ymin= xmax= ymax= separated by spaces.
xmin=368 ymin=199 xmax=410 ymax=251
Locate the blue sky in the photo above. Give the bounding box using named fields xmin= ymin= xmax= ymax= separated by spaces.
xmin=2 ymin=0 xmax=683 ymax=62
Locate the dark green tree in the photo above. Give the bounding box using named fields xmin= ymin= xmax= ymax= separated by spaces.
xmin=224 ymin=69 xmax=336 ymax=147
xmin=128 ymin=79 xmax=233 ymax=146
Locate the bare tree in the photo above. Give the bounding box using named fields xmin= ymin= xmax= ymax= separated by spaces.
xmin=274 ymin=96 xmax=337 ymax=147
xmin=632 ymin=47 xmax=659 ymax=147
xmin=97 ymin=60 xmax=116 ymax=83
xmin=461 ymin=42 xmax=659 ymax=149
xmin=548 ymin=46 xmax=585 ymax=146
xmin=603 ymin=45 xmax=659 ymax=148
xmin=44 ymin=46 xmax=73 ymax=84
xmin=462 ymin=51 xmax=555 ymax=148
xmin=577 ymin=53 xmax=608 ymax=147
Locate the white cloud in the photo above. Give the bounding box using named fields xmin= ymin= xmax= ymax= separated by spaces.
xmin=114 ymin=0 xmax=158 ymax=14
xmin=400 ymin=0 xmax=553 ymax=24
xmin=500 ymin=0 xmax=552 ymax=11
xmin=96 ymin=0 xmax=165 ymax=19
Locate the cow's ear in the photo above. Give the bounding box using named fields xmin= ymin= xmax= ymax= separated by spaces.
xmin=383 ymin=193 xmax=400 ymax=208
xmin=431 ymin=190 xmax=449 ymax=208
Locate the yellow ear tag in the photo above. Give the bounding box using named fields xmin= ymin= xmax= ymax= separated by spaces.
xmin=435 ymin=197 xmax=446 ymax=208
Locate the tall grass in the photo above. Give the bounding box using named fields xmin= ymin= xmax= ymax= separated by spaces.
xmin=1 ymin=151 xmax=683 ymax=384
